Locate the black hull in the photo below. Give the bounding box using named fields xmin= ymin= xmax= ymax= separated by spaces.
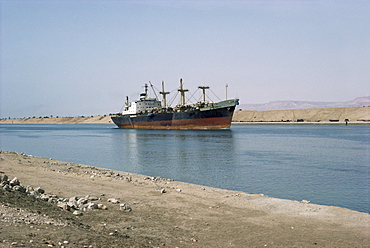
xmin=111 ymin=105 xmax=236 ymax=129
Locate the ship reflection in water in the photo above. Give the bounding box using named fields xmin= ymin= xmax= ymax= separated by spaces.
xmin=111 ymin=128 xmax=237 ymax=182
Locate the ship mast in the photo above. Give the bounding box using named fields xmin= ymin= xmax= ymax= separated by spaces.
xmin=198 ymin=86 xmax=209 ymax=103
xmin=159 ymin=80 xmax=170 ymax=108
xmin=178 ymin=78 xmax=188 ymax=106
xmin=226 ymin=84 xmax=228 ymax=100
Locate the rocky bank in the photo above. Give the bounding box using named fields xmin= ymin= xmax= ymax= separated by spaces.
xmin=0 ymin=150 xmax=369 ymax=247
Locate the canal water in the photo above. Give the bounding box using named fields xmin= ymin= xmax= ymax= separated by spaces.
xmin=0 ymin=124 xmax=369 ymax=213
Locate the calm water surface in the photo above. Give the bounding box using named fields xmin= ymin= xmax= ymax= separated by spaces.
xmin=1 ymin=124 xmax=369 ymax=213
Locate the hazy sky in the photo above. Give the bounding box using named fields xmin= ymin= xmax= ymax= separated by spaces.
xmin=1 ymin=0 xmax=369 ymax=118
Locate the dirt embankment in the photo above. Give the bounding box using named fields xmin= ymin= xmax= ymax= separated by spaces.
xmin=233 ymin=106 xmax=370 ymax=124
xmin=0 ymin=150 xmax=369 ymax=247
xmin=0 ymin=116 xmax=113 ymax=124
xmin=1 ymin=107 xmax=369 ymax=125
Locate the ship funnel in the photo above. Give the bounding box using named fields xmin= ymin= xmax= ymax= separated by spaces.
xmin=144 ymin=83 xmax=148 ymax=95
xmin=140 ymin=84 xmax=148 ymax=100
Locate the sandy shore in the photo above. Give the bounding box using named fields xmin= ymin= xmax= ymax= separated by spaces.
xmin=233 ymin=106 xmax=370 ymax=124
xmin=0 ymin=150 xmax=369 ymax=247
xmin=0 ymin=115 xmax=113 ymax=124
xmin=1 ymin=107 xmax=369 ymax=125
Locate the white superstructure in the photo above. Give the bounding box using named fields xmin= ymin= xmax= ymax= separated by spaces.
xmin=122 ymin=84 xmax=162 ymax=115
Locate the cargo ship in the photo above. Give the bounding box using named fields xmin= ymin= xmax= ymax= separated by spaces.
xmin=111 ymin=79 xmax=239 ymax=129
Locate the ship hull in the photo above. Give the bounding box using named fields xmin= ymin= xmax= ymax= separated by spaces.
xmin=111 ymin=104 xmax=237 ymax=129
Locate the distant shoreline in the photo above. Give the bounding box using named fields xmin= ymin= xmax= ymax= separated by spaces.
xmin=0 ymin=115 xmax=113 ymax=125
xmin=233 ymin=106 xmax=370 ymax=125
xmin=232 ymin=121 xmax=369 ymax=125
xmin=1 ymin=106 xmax=369 ymax=125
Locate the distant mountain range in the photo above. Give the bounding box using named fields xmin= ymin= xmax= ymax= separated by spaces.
xmin=238 ymin=96 xmax=370 ymax=111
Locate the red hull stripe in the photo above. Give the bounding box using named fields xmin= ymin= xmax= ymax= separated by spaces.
xmin=116 ymin=116 xmax=232 ymax=129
